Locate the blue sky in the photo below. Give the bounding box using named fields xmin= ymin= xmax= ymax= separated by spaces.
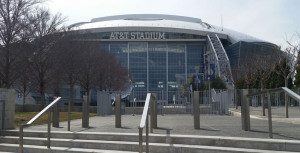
xmin=47 ymin=0 xmax=300 ymax=48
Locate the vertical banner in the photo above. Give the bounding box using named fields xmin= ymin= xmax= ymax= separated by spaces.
xmin=209 ymin=64 xmax=215 ymax=80
xmin=205 ymin=64 xmax=215 ymax=81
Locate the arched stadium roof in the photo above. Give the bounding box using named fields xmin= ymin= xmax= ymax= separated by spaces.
xmin=69 ymin=14 xmax=271 ymax=44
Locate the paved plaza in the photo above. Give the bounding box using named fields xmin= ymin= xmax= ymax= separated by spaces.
xmin=24 ymin=111 xmax=300 ymax=140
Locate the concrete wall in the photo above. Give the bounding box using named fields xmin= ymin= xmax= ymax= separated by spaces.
xmin=0 ymin=88 xmax=15 ymax=130
xmin=97 ymin=92 xmax=112 ymax=116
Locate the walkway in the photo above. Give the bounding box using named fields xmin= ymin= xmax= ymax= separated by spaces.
xmin=24 ymin=113 xmax=300 ymax=140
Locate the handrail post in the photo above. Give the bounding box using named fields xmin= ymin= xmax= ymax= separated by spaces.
xmin=82 ymin=96 xmax=89 ymax=128
xmin=285 ymin=93 xmax=289 ymax=118
xmin=241 ymin=89 xmax=250 ymax=131
xmin=193 ymin=91 xmax=200 ymax=129
xmin=262 ymin=93 xmax=266 ymax=116
xmin=47 ymin=108 xmax=51 ymax=148
xmin=53 ymin=101 xmax=59 ymax=127
xmin=1 ymin=101 xmax=5 ymax=130
xmin=19 ymin=125 xmax=24 ymax=153
xmin=68 ymin=99 xmax=71 ymax=131
xmin=138 ymin=127 xmax=143 ymax=153
xmin=151 ymin=93 xmax=157 ymax=129
xmin=267 ymin=92 xmax=273 ymax=138
xmin=115 ymin=95 xmax=121 ymax=128
xmin=146 ymin=114 xmax=149 ymax=153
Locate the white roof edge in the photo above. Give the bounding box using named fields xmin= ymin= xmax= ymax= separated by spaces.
xmin=68 ymin=14 xmax=276 ymax=45
xmin=91 ymin=14 xmax=202 ymax=24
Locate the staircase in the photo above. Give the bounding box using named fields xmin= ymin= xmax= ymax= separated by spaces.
xmin=1 ymin=130 xmax=300 ymax=153
xmin=207 ymin=34 xmax=234 ymax=88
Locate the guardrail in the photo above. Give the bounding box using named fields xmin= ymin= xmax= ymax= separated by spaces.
xmin=138 ymin=93 xmax=157 ymax=153
xmin=18 ymin=96 xmax=90 ymax=153
xmin=19 ymin=97 xmax=61 ymax=153
xmin=245 ymin=87 xmax=300 ymax=138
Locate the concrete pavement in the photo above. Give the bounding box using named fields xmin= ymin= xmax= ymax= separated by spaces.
xmin=23 ymin=113 xmax=300 ymax=140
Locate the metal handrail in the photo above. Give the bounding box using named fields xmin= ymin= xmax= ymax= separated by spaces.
xmin=245 ymin=87 xmax=300 ymax=138
xmin=27 ymin=97 xmax=61 ymax=125
xmin=139 ymin=93 xmax=151 ymax=128
xmin=247 ymin=87 xmax=300 ymax=101
xmin=19 ymin=97 xmax=61 ymax=153
xmin=138 ymin=93 xmax=152 ymax=153
xmin=282 ymin=87 xmax=300 ymax=101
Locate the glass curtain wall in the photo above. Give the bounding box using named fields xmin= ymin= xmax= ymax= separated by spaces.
xmin=148 ymin=43 xmax=167 ymax=100
xmin=110 ymin=43 xmax=128 ymax=67
xmin=106 ymin=42 xmax=204 ymax=102
xmin=187 ymin=44 xmax=204 ymax=91
xmin=168 ymin=43 xmax=185 ymax=103
xmin=129 ymin=43 xmax=147 ymax=100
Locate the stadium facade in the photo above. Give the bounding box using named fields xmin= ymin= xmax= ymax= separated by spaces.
xmin=69 ymin=14 xmax=278 ymax=102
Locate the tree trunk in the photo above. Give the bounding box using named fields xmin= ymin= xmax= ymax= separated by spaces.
xmin=4 ymin=46 xmax=10 ymax=89
xmin=70 ymin=84 xmax=74 ymax=105
xmin=86 ymin=89 xmax=90 ymax=114
xmin=40 ymin=82 xmax=45 ymax=110
xmin=23 ymin=92 xmax=26 ymax=112
xmin=285 ymin=78 xmax=289 ymax=118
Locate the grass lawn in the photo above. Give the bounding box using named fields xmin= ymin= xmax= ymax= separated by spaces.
xmin=15 ymin=112 xmax=97 ymax=127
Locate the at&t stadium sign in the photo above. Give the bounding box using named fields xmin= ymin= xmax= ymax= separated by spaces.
xmin=110 ymin=32 xmax=165 ymax=40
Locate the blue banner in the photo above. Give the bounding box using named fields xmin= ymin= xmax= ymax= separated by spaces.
xmin=204 ymin=64 xmax=215 ymax=81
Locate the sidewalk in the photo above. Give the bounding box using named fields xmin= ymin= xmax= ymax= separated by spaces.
xmin=23 ymin=114 xmax=300 ymax=140
xmin=229 ymin=106 xmax=300 ymax=125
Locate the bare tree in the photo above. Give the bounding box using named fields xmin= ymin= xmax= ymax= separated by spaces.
xmin=253 ymin=52 xmax=279 ymax=116
xmin=29 ymin=7 xmax=65 ymax=109
xmin=13 ymin=42 xmax=36 ymax=109
xmin=238 ymin=58 xmax=256 ymax=89
xmin=77 ymin=41 xmax=99 ymax=101
xmin=57 ymin=34 xmax=81 ymax=105
xmin=275 ymin=41 xmax=300 ymax=118
xmin=0 ymin=0 xmax=44 ymax=88
xmin=95 ymin=51 xmax=130 ymax=93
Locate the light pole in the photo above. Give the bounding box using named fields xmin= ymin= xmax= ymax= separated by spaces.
xmin=195 ymin=66 xmax=200 ymax=91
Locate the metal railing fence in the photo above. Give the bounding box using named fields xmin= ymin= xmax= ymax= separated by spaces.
xmin=138 ymin=93 xmax=157 ymax=153
xmin=244 ymin=87 xmax=300 ymax=138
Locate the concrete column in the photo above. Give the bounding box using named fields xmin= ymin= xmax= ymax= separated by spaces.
xmin=241 ymin=89 xmax=250 ymax=131
xmin=97 ymin=91 xmax=113 ymax=116
xmin=285 ymin=93 xmax=289 ymax=118
xmin=151 ymin=93 xmax=157 ymax=129
xmin=262 ymin=94 xmax=265 ymax=116
xmin=193 ymin=91 xmax=200 ymax=129
xmin=52 ymin=101 xmax=59 ymax=127
xmin=115 ymin=95 xmax=121 ymax=128
xmin=82 ymin=96 xmax=89 ymax=128
xmin=235 ymin=88 xmax=238 ymax=109
xmin=0 ymin=89 xmax=15 ymax=130
xmin=267 ymin=92 xmax=273 ymax=138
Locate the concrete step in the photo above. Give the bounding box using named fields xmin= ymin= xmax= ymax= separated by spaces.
xmin=0 ymin=143 xmax=137 ymax=153
xmin=0 ymin=136 xmax=299 ymax=153
xmin=2 ymin=130 xmax=300 ymax=152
